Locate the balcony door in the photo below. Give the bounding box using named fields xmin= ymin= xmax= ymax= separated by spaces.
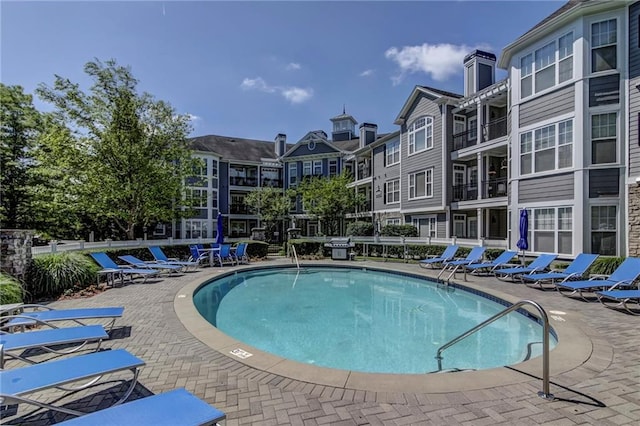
xmin=453 ymin=164 xmax=466 ymax=201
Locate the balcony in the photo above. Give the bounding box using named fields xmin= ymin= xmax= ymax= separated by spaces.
xmin=453 ymin=129 xmax=478 ymax=151
xmin=482 ymin=177 xmax=507 ymax=198
xmin=261 ymin=178 xmax=282 ymax=188
xmin=230 ymin=203 xmax=252 ymax=215
xmin=483 ymin=116 xmax=507 ymax=141
xmin=452 ymin=183 xmax=478 ymax=202
xmin=230 ymin=177 xmax=258 ymax=187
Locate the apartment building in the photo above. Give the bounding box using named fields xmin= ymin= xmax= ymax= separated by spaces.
xmin=173 ymin=0 xmax=638 ymax=256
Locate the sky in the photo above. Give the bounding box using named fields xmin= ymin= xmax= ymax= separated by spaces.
xmin=1 ymin=0 xmax=565 ymax=143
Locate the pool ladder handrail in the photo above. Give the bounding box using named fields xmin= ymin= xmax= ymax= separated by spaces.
xmin=290 ymin=243 xmax=300 ymax=269
xmin=434 ymin=299 xmax=553 ymax=400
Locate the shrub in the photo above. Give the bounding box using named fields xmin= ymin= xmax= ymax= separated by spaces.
xmin=381 ymin=224 xmax=418 ymax=237
xmin=27 ymin=252 xmax=99 ymax=300
xmin=588 ymin=256 xmax=625 ymax=275
xmin=346 ymin=221 xmax=374 ymax=236
xmin=0 ymin=273 xmax=25 ymax=304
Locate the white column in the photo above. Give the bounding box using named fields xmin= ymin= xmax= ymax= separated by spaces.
xmin=477 ymin=152 xmax=483 ymax=200
xmin=477 ymin=207 xmax=483 ymax=244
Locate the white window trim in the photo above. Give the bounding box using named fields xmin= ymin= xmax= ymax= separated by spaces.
xmin=590 ymin=111 xmax=619 ymax=165
xmin=589 ymin=16 xmax=618 ymax=75
xmin=313 ymin=160 xmax=323 ymax=175
xmin=385 ymin=178 xmax=400 ymax=205
xmin=408 ymin=168 xmax=434 ymax=200
xmin=386 ymin=140 xmax=400 ymax=166
xmin=519 ymin=118 xmax=574 ymax=176
xmin=407 ymin=116 xmax=434 ymax=156
xmin=303 ymin=161 xmax=312 ymax=176
xmin=518 ymin=29 xmax=575 ymax=100
xmin=527 ymin=206 xmax=574 ymax=254
xmin=328 ymin=159 xmax=338 ymax=176
xmin=411 ymin=215 xmax=437 ymax=237
xmin=288 ymin=163 xmax=297 ymax=186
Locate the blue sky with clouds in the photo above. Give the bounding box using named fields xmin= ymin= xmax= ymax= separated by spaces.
xmin=2 ymin=1 xmax=564 ymax=142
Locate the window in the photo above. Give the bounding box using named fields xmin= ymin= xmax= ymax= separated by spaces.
xmin=592 ymin=19 xmax=616 ymax=73
xmin=408 ymin=169 xmax=433 ymax=199
xmin=520 ymin=32 xmax=573 ymax=98
xmin=186 ymin=188 xmax=208 ymax=208
xmin=387 ymin=218 xmax=401 ymax=225
xmin=592 ymin=113 xmax=617 ymax=164
xmin=385 ymin=140 xmax=400 ymax=166
xmin=468 ymin=116 xmax=477 ymax=142
xmin=303 ymin=161 xmax=312 ymax=176
xmin=408 ymin=116 xmax=433 ymax=154
xmin=591 ymin=205 xmax=616 ymax=255
xmin=313 ymin=160 xmax=322 ymax=175
xmin=187 ymin=158 xmax=208 ymax=187
xmin=466 ymin=63 xmax=475 ymax=94
xmin=288 ymin=163 xmax=297 ymax=186
xmin=412 ymin=216 xmax=436 ymax=237
xmin=386 ymin=179 xmax=400 ymax=204
xmin=520 ymin=119 xmax=573 ymax=175
xmin=453 ymin=214 xmax=466 ymax=238
xmin=184 ymin=219 xmax=208 ymax=239
xmin=328 ymin=159 xmax=338 ymax=176
xmin=530 ymin=207 xmax=573 ymax=254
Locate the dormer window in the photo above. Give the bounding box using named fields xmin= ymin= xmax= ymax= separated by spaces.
xmin=308 ymin=140 xmax=316 ymax=151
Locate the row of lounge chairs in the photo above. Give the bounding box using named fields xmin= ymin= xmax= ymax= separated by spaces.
xmin=0 ymin=304 xmax=226 ymax=425
xmin=419 ymin=244 xmax=640 ymax=315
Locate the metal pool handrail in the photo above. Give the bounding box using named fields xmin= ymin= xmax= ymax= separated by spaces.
xmin=435 ymin=299 xmax=553 ymax=400
xmin=290 ymin=244 xmax=300 ymax=269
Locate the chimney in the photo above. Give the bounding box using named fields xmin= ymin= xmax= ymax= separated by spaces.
xmin=359 ymin=123 xmax=378 ymax=148
xmin=275 ymin=133 xmax=286 ymax=157
xmin=463 ymin=50 xmax=496 ymax=96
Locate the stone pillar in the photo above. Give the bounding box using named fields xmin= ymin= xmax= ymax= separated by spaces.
xmin=0 ymin=229 xmax=33 ymax=281
xmin=629 ymin=184 xmax=640 ymax=257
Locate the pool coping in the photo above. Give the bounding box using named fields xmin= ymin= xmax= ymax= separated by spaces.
xmin=174 ymin=261 xmax=603 ymax=394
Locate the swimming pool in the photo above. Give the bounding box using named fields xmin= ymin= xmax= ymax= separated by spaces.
xmin=193 ymin=266 xmax=556 ymax=374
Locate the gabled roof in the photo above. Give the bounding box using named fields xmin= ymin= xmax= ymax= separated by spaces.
xmin=394 ymin=85 xmax=462 ymax=125
xmin=498 ymin=0 xmax=626 ymax=69
xmin=189 ymin=135 xmax=285 ymax=163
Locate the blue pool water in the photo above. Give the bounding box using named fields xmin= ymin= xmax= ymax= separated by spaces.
xmin=193 ymin=267 xmax=556 ymax=374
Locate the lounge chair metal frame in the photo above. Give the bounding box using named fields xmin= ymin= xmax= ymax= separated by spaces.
xmin=0 ymin=324 xmax=108 ymax=368
xmin=0 ymin=348 xmax=144 ymax=417
xmin=1 ymin=305 xmax=124 ymax=333
xmin=418 ymin=245 xmax=459 ymax=269
xmin=522 ymin=253 xmax=599 ymax=290
xmin=596 ymin=287 xmax=640 ymax=315
xmin=90 ymin=253 xmax=160 ymax=284
xmin=148 ymin=246 xmax=200 ymax=271
xmin=554 ymin=258 xmax=640 ymax=301
xmin=118 ymin=254 xmax=184 ymax=275
xmin=493 ymin=254 xmax=558 ymax=282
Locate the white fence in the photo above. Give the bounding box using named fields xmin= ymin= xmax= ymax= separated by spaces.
xmin=32 ymin=236 xmax=508 ymax=255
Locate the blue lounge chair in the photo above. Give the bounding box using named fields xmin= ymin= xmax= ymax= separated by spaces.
xmin=189 ymin=245 xmax=210 ymax=266
xmin=232 ymin=242 xmax=249 ymax=265
xmin=437 ymin=246 xmax=486 ymax=280
xmin=463 ymin=250 xmax=518 ymax=275
xmin=1 ymin=305 xmax=124 ymax=331
xmin=215 ymin=244 xmax=236 ymax=267
xmin=57 ymin=388 xmax=226 ymax=425
xmin=0 ymin=348 xmax=144 ymax=416
xmin=0 ymin=324 xmax=108 ymax=368
xmin=90 ymin=252 xmax=160 ymax=283
xmin=418 ymin=245 xmax=459 ymax=269
xmin=555 ymin=257 xmax=640 ymax=301
xmin=148 ymin=246 xmax=200 ymax=271
xmin=522 ymin=253 xmax=599 ymax=290
xmin=118 ymin=254 xmax=184 ymax=274
xmin=494 ymin=253 xmax=558 ymax=282
xmin=596 ymin=289 xmax=640 ymax=315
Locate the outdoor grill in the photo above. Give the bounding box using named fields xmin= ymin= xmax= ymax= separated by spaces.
xmin=324 ymin=237 xmax=355 ymax=260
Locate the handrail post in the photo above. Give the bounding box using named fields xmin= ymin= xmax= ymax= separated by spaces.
xmin=435 ymin=299 xmax=553 ymax=400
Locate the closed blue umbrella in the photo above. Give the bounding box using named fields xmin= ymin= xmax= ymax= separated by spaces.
xmin=215 ymin=212 xmax=224 ymax=245
xmin=516 ymin=210 xmax=529 ymax=264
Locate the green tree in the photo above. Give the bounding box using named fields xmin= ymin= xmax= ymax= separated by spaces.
xmin=0 ymin=84 xmax=42 ymax=228
xmin=244 ymin=186 xmax=292 ymax=240
xmin=297 ymin=173 xmax=364 ymax=236
xmin=36 ymin=59 xmax=198 ymax=239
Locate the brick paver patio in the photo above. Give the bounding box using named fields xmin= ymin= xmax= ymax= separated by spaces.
xmin=3 ymin=257 xmax=639 ymax=425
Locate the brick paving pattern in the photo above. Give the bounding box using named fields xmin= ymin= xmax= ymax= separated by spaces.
xmin=2 ymin=258 xmax=639 ymax=425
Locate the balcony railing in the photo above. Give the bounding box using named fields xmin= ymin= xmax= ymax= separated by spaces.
xmin=451 ymin=183 xmax=478 ymax=201
xmin=482 ymin=177 xmax=507 ymax=198
xmin=230 ymin=177 xmax=258 ymax=187
xmin=483 ymin=116 xmax=507 ymax=141
xmin=261 ymin=178 xmax=282 ymax=188
xmin=230 ymin=203 xmax=253 ymax=215
xmin=452 ymin=129 xmax=478 ymax=151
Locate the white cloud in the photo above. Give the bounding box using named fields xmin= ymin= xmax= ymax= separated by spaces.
xmin=359 ymin=69 xmax=374 ymax=77
xmin=385 ymin=43 xmax=488 ymax=84
xmin=282 ymin=87 xmax=313 ymax=104
xmin=286 ymin=62 xmax=301 ymax=71
xmin=187 ymin=113 xmax=201 ymax=122
xmin=240 ymin=77 xmax=276 ymax=93
xmin=240 ymin=76 xmax=313 ymax=104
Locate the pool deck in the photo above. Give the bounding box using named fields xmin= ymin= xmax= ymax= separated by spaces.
xmin=3 ymin=257 xmax=640 ymax=425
